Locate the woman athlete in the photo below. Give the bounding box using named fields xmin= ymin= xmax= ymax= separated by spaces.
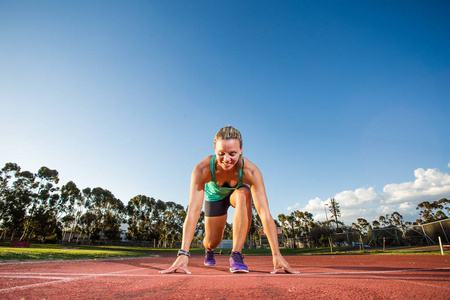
xmin=160 ymin=126 xmax=299 ymax=274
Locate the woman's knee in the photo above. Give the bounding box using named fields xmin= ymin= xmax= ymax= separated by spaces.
xmin=203 ymin=231 xmax=223 ymax=249
xmin=231 ymin=186 xmax=252 ymax=207
xmin=203 ymin=215 xmax=227 ymax=248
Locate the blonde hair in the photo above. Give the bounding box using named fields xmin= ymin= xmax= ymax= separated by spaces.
xmin=214 ymin=126 xmax=244 ymax=171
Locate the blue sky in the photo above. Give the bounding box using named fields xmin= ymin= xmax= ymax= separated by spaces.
xmin=1 ymin=1 xmax=449 ymax=225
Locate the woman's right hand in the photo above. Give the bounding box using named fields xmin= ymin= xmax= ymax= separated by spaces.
xmin=159 ymin=255 xmax=191 ymax=274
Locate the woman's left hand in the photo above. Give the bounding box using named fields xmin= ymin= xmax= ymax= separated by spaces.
xmin=270 ymin=255 xmax=300 ymax=274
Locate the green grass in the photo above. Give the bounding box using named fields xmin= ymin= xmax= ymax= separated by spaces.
xmin=0 ymin=243 xmax=446 ymax=261
xmin=0 ymin=244 xmax=156 ymax=261
xmin=244 ymin=247 xmax=444 ymax=256
xmin=352 ymin=249 xmax=446 ymax=255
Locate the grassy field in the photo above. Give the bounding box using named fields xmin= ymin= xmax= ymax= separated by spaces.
xmin=0 ymin=243 xmax=446 ymax=261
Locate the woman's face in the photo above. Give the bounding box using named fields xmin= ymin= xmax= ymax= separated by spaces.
xmin=214 ymin=138 xmax=241 ymax=171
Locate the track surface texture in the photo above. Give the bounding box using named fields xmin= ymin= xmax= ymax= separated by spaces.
xmin=0 ymin=254 xmax=449 ymax=299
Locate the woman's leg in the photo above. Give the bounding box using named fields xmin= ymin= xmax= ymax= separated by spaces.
xmin=230 ymin=186 xmax=252 ymax=252
xmin=203 ymin=214 xmax=228 ymax=250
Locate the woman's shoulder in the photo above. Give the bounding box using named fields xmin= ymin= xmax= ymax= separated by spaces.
xmin=243 ymin=157 xmax=259 ymax=169
xmin=242 ymin=157 xmax=262 ymax=179
xmin=192 ymin=156 xmax=213 ymax=181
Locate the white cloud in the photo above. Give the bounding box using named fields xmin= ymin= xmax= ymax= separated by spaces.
xmin=448 ymin=162 xmax=450 ymax=168
xmin=304 ymin=197 xmax=328 ymax=221
xmin=304 ymin=197 xmax=326 ymax=211
xmin=398 ymin=202 xmax=415 ymax=212
xmin=378 ymin=205 xmax=392 ymax=215
xmin=383 ymin=168 xmax=450 ymax=203
xmin=334 ymin=187 xmax=378 ymax=207
xmin=287 ymin=166 xmax=450 ymax=225
xmin=287 ymin=202 xmax=300 ymax=211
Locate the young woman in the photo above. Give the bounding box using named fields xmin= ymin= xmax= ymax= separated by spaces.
xmin=160 ymin=126 xmax=299 ymax=274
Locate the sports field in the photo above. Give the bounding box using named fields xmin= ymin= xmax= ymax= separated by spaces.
xmin=0 ymin=252 xmax=448 ymax=299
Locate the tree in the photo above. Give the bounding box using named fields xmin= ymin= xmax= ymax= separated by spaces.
xmin=293 ymin=210 xmax=314 ymax=234
xmin=1 ymin=163 xmax=22 ymax=225
xmin=78 ymin=211 xmax=97 ymax=243
xmin=440 ymin=198 xmax=450 ymax=216
xmin=60 ymin=181 xmax=83 ymax=242
xmin=126 ymin=195 xmax=156 ymax=241
xmin=309 ymin=221 xmax=331 ymax=248
xmin=372 ymin=220 xmax=380 ymax=229
xmin=28 ymin=205 xmax=62 ymax=243
xmin=329 ymin=198 xmax=341 ymax=230
xmin=249 ymin=204 xmax=262 ymax=248
xmin=223 ymin=222 xmax=233 ymax=240
xmin=292 ymin=210 xmax=314 ymax=248
xmin=389 ymin=212 xmax=405 ymax=231
xmin=153 ymin=200 xmax=167 ymax=247
xmin=76 ymin=188 xmax=95 ymax=243
xmin=21 ymin=166 xmax=60 ymax=241
xmin=278 ymin=213 xmax=292 ymax=246
xmin=355 ymin=218 xmax=371 ymax=234
xmin=416 ymin=199 xmax=449 ymax=224
xmin=163 ymin=201 xmax=185 ymax=248
xmin=0 ymin=163 xmax=34 ymax=241
xmin=89 ymin=187 xmax=125 ymax=243
xmin=193 ymin=210 xmax=205 ymax=246
xmin=277 ymin=211 xmax=314 ymax=248
xmin=377 ymin=215 xmax=391 ymax=227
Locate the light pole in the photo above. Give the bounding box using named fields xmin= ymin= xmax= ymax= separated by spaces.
xmin=324 ymin=202 xmax=332 ymax=252
xmin=324 ymin=203 xmax=329 ymax=223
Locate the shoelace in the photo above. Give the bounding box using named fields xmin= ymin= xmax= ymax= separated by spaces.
xmin=231 ymin=252 xmax=244 ymax=263
xmin=205 ymin=251 xmax=214 ymax=260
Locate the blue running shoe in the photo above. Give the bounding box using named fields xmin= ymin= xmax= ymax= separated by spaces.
xmin=229 ymin=251 xmax=248 ymax=273
xmin=204 ymin=250 xmax=216 ymax=266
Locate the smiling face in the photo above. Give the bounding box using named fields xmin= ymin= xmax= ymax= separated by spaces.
xmin=214 ymin=138 xmax=242 ymax=171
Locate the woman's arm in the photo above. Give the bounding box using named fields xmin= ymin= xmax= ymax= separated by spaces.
xmin=244 ymin=159 xmax=299 ymax=274
xmin=247 ymin=165 xmax=282 ymax=257
xmin=159 ymin=157 xmax=210 ymax=274
xmin=180 ymin=163 xmax=209 ymax=252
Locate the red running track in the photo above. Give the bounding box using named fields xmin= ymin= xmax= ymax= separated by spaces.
xmin=0 ymin=254 xmax=449 ymax=299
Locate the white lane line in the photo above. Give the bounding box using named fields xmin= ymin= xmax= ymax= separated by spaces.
xmin=1 ymin=266 xmax=448 ymax=293
xmin=0 ymin=277 xmax=76 ymax=293
xmin=363 ymin=274 xmax=450 ymax=290
xmin=0 ymin=267 xmax=448 ymax=279
xmin=0 ymin=256 xmax=159 ymax=266
xmin=0 ymin=275 xmax=72 ymax=280
xmin=0 ymin=268 xmax=144 ymax=294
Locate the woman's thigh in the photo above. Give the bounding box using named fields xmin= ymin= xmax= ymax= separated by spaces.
xmin=229 ymin=185 xmax=252 ymax=208
xmin=204 ymin=214 xmax=228 ymax=241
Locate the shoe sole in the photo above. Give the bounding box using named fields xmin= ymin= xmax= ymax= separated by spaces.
xmin=204 ymin=262 xmax=216 ymax=266
xmin=230 ymin=268 xmax=249 ymax=273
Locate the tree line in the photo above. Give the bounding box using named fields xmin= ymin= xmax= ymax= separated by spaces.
xmin=0 ymin=162 xmax=187 ymax=245
xmin=1 ymin=162 xmax=449 ymax=247
xmin=277 ymin=197 xmax=449 ymax=247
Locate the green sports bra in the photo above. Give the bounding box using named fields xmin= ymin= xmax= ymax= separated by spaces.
xmin=204 ymin=155 xmax=245 ymax=202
